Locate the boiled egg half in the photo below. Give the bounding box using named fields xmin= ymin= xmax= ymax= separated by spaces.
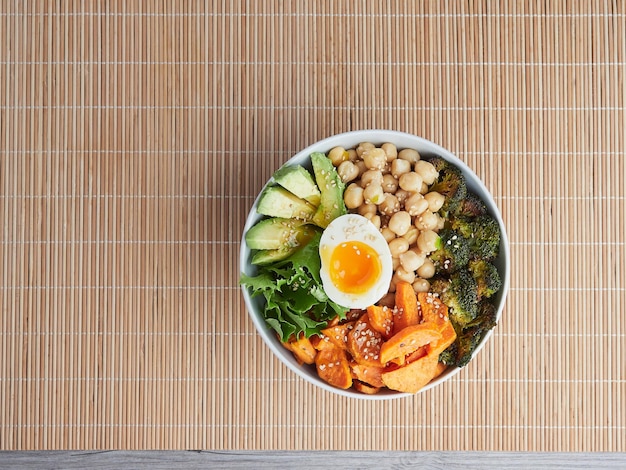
xmin=319 ymin=213 xmax=393 ymax=309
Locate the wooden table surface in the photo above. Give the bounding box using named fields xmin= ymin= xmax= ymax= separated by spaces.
xmin=1 ymin=0 xmax=624 ymax=455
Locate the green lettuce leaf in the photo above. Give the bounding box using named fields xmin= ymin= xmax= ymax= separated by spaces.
xmin=240 ymin=231 xmax=349 ymax=342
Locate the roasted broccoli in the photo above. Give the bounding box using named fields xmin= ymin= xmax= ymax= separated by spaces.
xmin=427 ymin=157 xmax=468 ymax=216
xmin=430 ymin=269 xmax=478 ymax=328
xmin=468 ymin=214 xmax=501 ymax=261
xmin=430 ymin=228 xmax=470 ymax=275
xmin=448 ymin=213 xmax=501 ymax=261
xmin=468 ymin=259 xmax=502 ymax=300
xmin=439 ymin=299 xmax=498 ymax=367
xmin=455 ymin=191 xmax=487 ymax=218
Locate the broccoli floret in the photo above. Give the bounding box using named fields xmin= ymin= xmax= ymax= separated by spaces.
xmin=430 ymin=229 xmax=470 ymax=275
xmin=469 ymin=214 xmax=501 ymax=261
xmin=428 ymin=159 xmax=468 ymax=216
xmin=448 ymin=213 xmax=500 ymax=261
xmin=430 ymin=269 xmax=478 ymax=328
xmin=468 ymin=259 xmax=502 ymax=300
xmin=455 ymin=192 xmax=487 ymax=218
xmin=439 ymin=299 xmax=498 ymax=368
xmin=438 ymin=342 xmax=459 ymax=366
xmin=448 ymin=214 xmax=475 ymax=239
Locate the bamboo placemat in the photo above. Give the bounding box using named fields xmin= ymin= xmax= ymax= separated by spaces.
xmin=1 ymin=0 xmax=624 ymax=451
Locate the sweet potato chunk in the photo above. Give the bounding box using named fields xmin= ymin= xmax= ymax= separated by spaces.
xmin=347 ymin=314 xmax=384 ymax=367
xmin=432 ymin=360 xmax=449 ymax=379
xmin=315 ymin=344 xmax=353 ymax=390
xmin=320 ymin=321 xmax=354 ymax=351
xmin=367 ymin=305 xmax=394 ymax=339
xmin=379 ymin=322 xmax=442 ymax=365
xmin=381 ymin=354 xmax=439 ymax=393
xmin=350 ymin=362 xmax=385 ymax=388
xmin=353 ymin=380 xmax=380 ymax=395
xmin=417 ymin=292 xmax=457 ymax=357
xmin=287 ymin=334 xmax=317 ymax=365
xmin=393 ymin=281 xmax=421 ymax=334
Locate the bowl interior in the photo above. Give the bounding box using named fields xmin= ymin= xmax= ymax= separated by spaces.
xmin=240 ymin=130 xmax=510 ymax=400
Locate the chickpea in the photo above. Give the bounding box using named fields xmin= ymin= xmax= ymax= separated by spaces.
xmin=378 ymin=194 xmax=400 ymax=215
xmin=402 ymin=226 xmax=419 ymax=246
xmin=415 ymin=160 xmax=439 ymax=185
xmin=436 ymin=214 xmax=445 ymax=230
xmin=328 ymin=146 xmax=349 ymax=167
xmin=356 ymin=142 xmax=375 ymax=157
xmin=382 ymin=173 xmax=399 ymax=193
xmin=424 ymin=191 xmax=445 ymax=212
xmin=363 ymin=183 xmax=386 ymax=205
xmin=388 ymin=211 xmax=412 ymax=236
xmin=414 ymin=210 xmax=439 ymax=231
xmin=381 ymin=227 xmax=396 ymax=243
xmin=398 ymin=171 xmax=423 ymax=192
xmin=358 ymin=203 xmax=377 ymax=217
xmin=347 ymin=148 xmax=359 ymax=162
xmin=381 ymin=142 xmax=398 ymax=162
xmin=417 ymin=229 xmax=439 ymax=253
xmin=412 ymin=278 xmax=430 ymax=293
xmin=405 ymin=192 xmax=429 ymax=216
xmin=337 ymin=160 xmax=359 ymax=183
xmin=393 ymin=267 xmax=416 ymax=285
xmin=343 ymin=183 xmax=364 ymax=209
xmin=362 ymin=148 xmax=387 ymax=170
xmin=399 ymin=249 xmax=425 ymax=272
xmin=364 ymin=213 xmax=381 ymax=229
xmin=392 ymin=257 xmax=401 ymax=271
xmin=398 ymin=148 xmax=421 ymax=164
xmin=420 ymin=181 xmax=429 ymax=194
xmin=389 ymin=237 xmax=410 ymax=257
xmin=355 ymin=160 xmax=368 ymax=177
xmin=395 ymin=189 xmax=410 ymax=206
xmin=417 ymin=258 xmax=435 ymax=279
xmin=391 ymin=158 xmax=412 ymax=178
xmin=360 ymin=169 xmax=384 ymax=188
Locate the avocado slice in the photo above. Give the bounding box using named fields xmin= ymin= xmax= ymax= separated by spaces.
xmin=310 ymin=152 xmax=347 ymax=228
xmin=251 ymin=224 xmax=320 ymax=265
xmin=272 ymin=164 xmax=321 ymax=207
xmin=245 ymin=217 xmax=309 ymax=250
xmin=256 ymin=185 xmax=317 ymax=220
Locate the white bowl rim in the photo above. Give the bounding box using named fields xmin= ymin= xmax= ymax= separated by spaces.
xmin=240 ymin=129 xmax=510 ymax=400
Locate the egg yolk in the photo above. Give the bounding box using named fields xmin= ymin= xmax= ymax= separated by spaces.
xmin=329 ymin=241 xmax=381 ymax=294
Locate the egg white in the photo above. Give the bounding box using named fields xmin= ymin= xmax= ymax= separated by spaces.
xmin=319 ymin=214 xmax=393 ymax=309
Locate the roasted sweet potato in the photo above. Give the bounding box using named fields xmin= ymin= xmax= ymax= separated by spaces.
xmin=381 ymin=353 xmax=439 ymax=393
xmin=367 ymin=304 xmax=394 ymax=339
xmin=320 ymin=321 xmax=354 ymax=351
xmin=432 ymin=360 xmax=449 ymax=379
xmin=315 ymin=344 xmax=353 ymax=390
xmin=379 ymin=322 xmax=442 ymax=365
xmin=347 ymin=313 xmax=384 ymax=367
xmin=417 ymin=292 xmax=457 ymax=357
xmin=284 ymin=334 xmax=317 ymax=365
xmin=353 ymin=380 xmax=380 ymax=395
xmin=350 ymin=362 xmax=385 ymax=388
xmin=393 ymin=281 xmax=421 ymax=334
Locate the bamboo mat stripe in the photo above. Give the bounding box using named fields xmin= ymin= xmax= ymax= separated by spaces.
xmin=1 ymin=0 xmax=625 ymax=451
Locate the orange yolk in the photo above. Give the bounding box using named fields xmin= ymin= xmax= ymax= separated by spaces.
xmin=329 ymin=241 xmax=381 ymax=294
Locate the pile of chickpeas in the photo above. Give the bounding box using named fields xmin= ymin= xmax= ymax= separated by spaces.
xmin=328 ymin=142 xmax=446 ymax=298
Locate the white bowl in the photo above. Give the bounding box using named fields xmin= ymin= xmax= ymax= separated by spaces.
xmin=240 ymin=130 xmax=510 ymax=400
